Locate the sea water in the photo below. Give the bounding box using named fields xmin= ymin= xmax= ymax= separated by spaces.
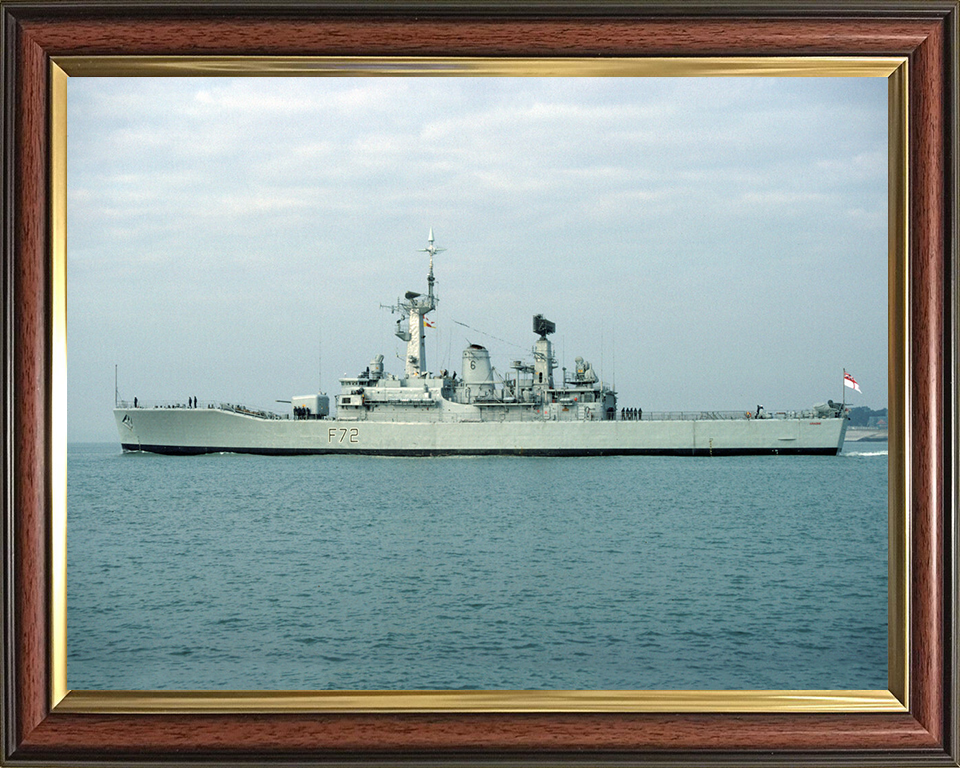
xmin=66 ymin=443 xmax=888 ymax=691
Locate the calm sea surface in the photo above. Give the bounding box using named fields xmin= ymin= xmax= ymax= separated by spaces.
xmin=67 ymin=442 xmax=888 ymax=691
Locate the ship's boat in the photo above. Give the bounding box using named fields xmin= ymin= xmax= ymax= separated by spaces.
xmin=114 ymin=232 xmax=848 ymax=456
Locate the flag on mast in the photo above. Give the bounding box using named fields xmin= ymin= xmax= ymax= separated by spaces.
xmin=843 ymin=371 xmax=861 ymax=393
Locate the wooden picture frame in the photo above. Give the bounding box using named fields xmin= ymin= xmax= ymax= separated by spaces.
xmin=2 ymin=2 xmax=957 ymax=765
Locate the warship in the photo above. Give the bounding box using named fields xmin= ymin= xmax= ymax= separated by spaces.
xmin=114 ymin=232 xmax=849 ymax=456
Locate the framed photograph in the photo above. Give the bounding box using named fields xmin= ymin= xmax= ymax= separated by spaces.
xmin=2 ymin=2 xmax=957 ymax=766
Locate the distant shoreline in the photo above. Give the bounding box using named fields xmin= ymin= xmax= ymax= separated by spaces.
xmin=845 ymin=426 xmax=889 ymax=443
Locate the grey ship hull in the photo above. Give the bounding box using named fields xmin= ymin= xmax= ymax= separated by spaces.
xmin=114 ymin=233 xmax=851 ymax=458
xmin=114 ymin=407 xmax=848 ymax=457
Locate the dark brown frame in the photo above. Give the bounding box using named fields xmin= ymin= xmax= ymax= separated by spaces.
xmin=2 ymin=2 xmax=957 ymax=765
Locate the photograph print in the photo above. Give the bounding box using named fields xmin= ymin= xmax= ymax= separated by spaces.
xmin=66 ymin=75 xmax=888 ymax=692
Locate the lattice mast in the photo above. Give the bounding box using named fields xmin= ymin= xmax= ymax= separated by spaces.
xmin=389 ymin=230 xmax=444 ymax=378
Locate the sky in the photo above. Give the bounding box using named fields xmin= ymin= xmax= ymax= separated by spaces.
xmin=67 ymin=76 xmax=888 ymax=443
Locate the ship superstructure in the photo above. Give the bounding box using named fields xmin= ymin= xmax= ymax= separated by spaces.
xmin=307 ymin=230 xmax=617 ymax=426
xmin=114 ymin=232 xmax=848 ymax=456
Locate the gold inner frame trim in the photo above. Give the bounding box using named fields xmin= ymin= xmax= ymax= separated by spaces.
xmin=50 ymin=61 xmax=69 ymax=709
xmin=886 ymin=62 xmax=910 ymax=710
xmin=56 ymin=689 xmax=906 ymax=715
xmin=54 ymin=55 xmax=904 ymax=78
xmin=49 ymin=55 xmax=909 ymax=715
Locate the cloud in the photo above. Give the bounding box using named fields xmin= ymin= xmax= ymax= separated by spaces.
xmin=815 ymin=150 xmax=887 ymax=182
xmin=67 ymin=76 xmax=889 ymax=441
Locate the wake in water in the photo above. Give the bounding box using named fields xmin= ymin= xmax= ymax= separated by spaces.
xmin=843 ymin=449 xmax=888 ymax=457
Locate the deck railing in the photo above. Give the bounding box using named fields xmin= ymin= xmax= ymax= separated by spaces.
xmin=620 ymin=410 xmax=805 ymax=422
xmin=117 ymin=400 xmax=824 ymax=424
xmin=116 ymin=400 xmax=286 ymax=420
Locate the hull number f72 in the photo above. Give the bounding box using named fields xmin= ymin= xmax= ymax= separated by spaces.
xmin=328 ymin=427 xmax=360 ymax=444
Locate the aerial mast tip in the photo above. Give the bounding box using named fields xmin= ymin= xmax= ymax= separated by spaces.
xmin=418 ymin=228 xmax=446 ymax=293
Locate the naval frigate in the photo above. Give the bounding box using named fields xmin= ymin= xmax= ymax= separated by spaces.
xmin=114 ymin=231 xmax=849 ymax=456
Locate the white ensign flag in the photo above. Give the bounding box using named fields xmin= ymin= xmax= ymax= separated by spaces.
xmin=843 ymin=372 xmax=862 ymax=393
